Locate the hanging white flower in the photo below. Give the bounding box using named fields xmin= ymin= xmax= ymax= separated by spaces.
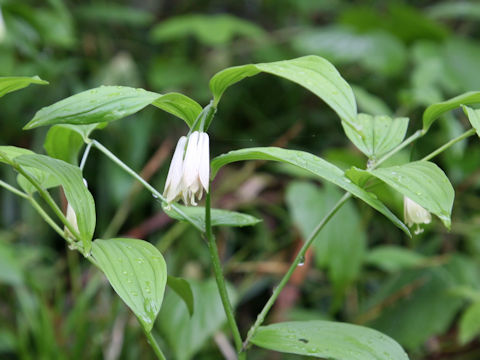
xmin=404 ymin=196 xmax=431 ymax=234
xmin=65 ymin=179 xmax=88 ymax=239
xmin=163 ymin=131 xmax=210 ymax=206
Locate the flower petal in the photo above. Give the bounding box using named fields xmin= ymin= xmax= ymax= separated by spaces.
xmin=198 ymin=132 xmax=210 ymax=192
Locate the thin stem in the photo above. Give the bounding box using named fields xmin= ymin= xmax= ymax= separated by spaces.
xmin=13 ymin=165 xmax=82 ymax=242
xmin=242 ymin=192 xmax=352 ymax=350
xmin=90 ymin=140 xmax=202 ymax=232
xmin=79 ymin=142 xmax=93 ymax=171
xmin=373 ymin=129 xmax=424 ymax=168
xmin=205 ymin=189 xmax=245 ymax=360
xmin=421 ymin=128 xmax=476 ymax=162
xmin=142 ymin=329 xmax=167 ymax=360
xmin=27 ymin=196 xmax=66 ymax=240
xmin=0 ymin=180 xmax=29 ymax=199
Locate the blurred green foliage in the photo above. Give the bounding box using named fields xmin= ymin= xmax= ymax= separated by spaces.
xmin=2 ymin=0 xmax=480 ymax=359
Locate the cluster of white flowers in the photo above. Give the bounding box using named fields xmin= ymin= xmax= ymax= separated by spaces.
xmin=163 ymin=131 xmax=210 ymax=206
xmin=403 ymin=196 xmax=431 ymax=234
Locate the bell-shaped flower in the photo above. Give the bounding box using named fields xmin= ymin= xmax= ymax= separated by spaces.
xmin=163 ymin=131 xmax=210 ymax=206
xmin=65 ymin=179 xmax=88 ymax=239
xmin=404 ymin=196 xmax=431 ymax=234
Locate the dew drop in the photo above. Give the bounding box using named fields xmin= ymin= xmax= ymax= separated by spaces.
xmin=298 ymin=256 xmax=305 ymax=267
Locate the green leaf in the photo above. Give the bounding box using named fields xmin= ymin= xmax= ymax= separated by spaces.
xmin=15 ymin=154 xmax=96 ymax=251
xmin=423 ymin=91 xmax=480 ymax=131
xmin=343 ymin=114 xmax=409 ymax=158
xmin=0 ymin=76 xmax=48 ymax=99
xmin=152 ymin=93 xmax=203 ymax=128
xmin=167 ymin=275 xmax=194 ymax=316
xmin=162 ymin=203 xmax=262 ymax=232
xmin=250 ymin=321 xmax=409 ymax=360
xmin=24 ymin=86 xmax=202 ymax=129
xmin=428 ymin=2 xmax=480 ymax=21
xmin=151 ymin=14 xmax=266 ymax=46
xmin=459 ymin=301 xmax=480 ymax=344
xmin=286 ymin=182 xmax=365 ymax=293
xmin=462 ymin=106 xmax=480 ymax=138
xmin=369 ymin=161 xmax=454 ymax=228
xmin=157 ymin=279 xmax=237 ymax=360
xmin=366 ymin=246 xmax=426 ymax=273
xmin=211 ymin=147 xmax=410 ymax=235
xmin=44 ymin=126 xmax=84 ymax=165
xmin=0 ymin=146 xmax=63 ymax=194
xmin=91 ymin=238 xmax=167 ymax=332
xmin=209 ymin=55 xmax=359 ymax=131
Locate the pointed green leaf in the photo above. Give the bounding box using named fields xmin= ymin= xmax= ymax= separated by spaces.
xmin=209 ymin=56 xmax=358 ymax=131
xmin=462 ymin=106 xmax=480 ymax=138
xmin=92 ymin=238 xmax=167 ymax=332
xmin=343 ymin=114 xmax=409 ymax=158
xmin=15 ymin=154 xmax=96 ymax=250
xmin=24 ymin=86 xmax=202 ymax=129
xmin=423 ymin=91 xmax=480 ymax=131
xmin=167 ymin=275 xmax=194 ymax=316
xmin=251 ymin=321 xmax=409 ymax=360
xmin=162 ymin=203 xmax=262 ymax=232
xmin=211 ymin=147 xmax=410 ymax=235
xmin=0 ymin=76 xmax=48 ymax=98
xmin=370 ymin=161 xmax=454 ymax=228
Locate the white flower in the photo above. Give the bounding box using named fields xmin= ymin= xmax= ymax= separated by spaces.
xmin=404 ymin=196 xmax=431 ymax=235
xmin=65 ymin=179 xmax=88 ymax=239
xmin=163 ymin=131 xmax=210 ymax=206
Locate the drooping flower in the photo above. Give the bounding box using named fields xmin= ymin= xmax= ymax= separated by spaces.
xmin=404 ymin=196 xmax=431 ymax=234
xmin=163 ymin=131 xmax=210 ymax=206
xmin=65 ymin=179 xmax=88 ymax=239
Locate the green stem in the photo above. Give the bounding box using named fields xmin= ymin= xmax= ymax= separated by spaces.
xmin=373 ymin=129 xmax=424 ymax=168
xmin=205 ymin=189 xmax=245 ymax=359
xmin=27 ymin=196 xmax=66 ymax=240
xmin=0 ymin=180 xmax=29 ymax=199
xmin=90 ymin=140 xmax=202 ymax=232
xmin=13 ymin=165 xmax=82 ymax=242
xmin=421 ymin=128 xmax=476 ymax=162
xmin=242 ymin=192 xmax=352 ymax=350
xmin=143 ymin=329 xmax=167 ymax=360
xmin=79 ymin=142 xmax=93 ymax=171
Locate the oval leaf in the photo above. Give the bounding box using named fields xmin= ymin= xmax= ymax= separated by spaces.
xmin=162 ymin=203 xmax=261 ymax=232
xmin=251 ymin=321 xmax=409 ymax=360
xmin=0 ymin=76 xmax=48 ymax=98
xmin=370 ymin=161 xmax=454 ymax=228
xmin=15 ymin=154 xmax=96 ymax=250
xmin=24 ymin=86 xmax=202 ymax=129
xmin=211 ymin=147 xmax=410 ymax=235
xmin=92 ymin=238 xmax=167 ymax=332
xmin=423 ymin=91 xmax=480 ymax=131
xmin=343 ymin=114 xmax=409 ymax=158
xmin=209 ymin=56 xmax=359 ymax=131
